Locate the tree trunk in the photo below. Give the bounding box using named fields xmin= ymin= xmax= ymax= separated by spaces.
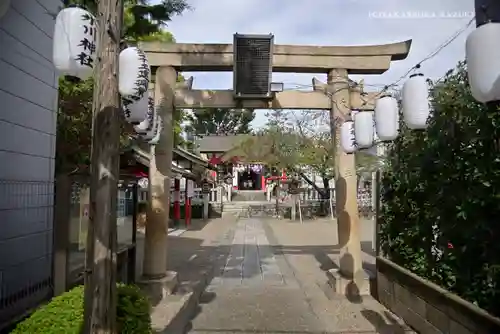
xmin=298 ymin=171 xmax=327 ymax=197
xmin=322 ymin=177 xmax=330 ymax=194
xmin=321 ymin=176 xmax=331 ymax=215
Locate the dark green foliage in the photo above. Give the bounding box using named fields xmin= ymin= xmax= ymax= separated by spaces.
xmin=56 ymin=77 xmax=94 ymax=173
xmin=64 ymin=0 xmax=189 ymax=41
xmin=185 ymin=108 xmax=255 ymax=135
xmin=380 ymin=61 xmax=500 ymax=315
xmin=124 ymin=0 xmax=190 ymax=41
xmin=116 ymin=284 xmax=152 ymax=333
xmin=12 ymin=285 xmax=151 ymax=334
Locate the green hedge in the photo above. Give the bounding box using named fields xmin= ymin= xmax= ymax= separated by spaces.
xmin=12 ymin=284 xmax=151 ymax=334
xmin=379 ymin=61 xmax=500 ymax=316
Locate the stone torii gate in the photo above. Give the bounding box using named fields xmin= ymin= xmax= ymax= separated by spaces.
xmin=138 ymin=38 xmax=411 ymax=298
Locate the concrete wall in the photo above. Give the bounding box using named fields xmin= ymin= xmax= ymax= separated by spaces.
xmin=0 ymin=0 xmax=60 ymax=325
xmin=376 ymin=256 xmax=500 ymax=334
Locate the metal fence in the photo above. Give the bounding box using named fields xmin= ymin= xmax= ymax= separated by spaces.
xmin=0 ymin=179 xmax=54 ymax=329
xmin=139 ymin=187 xmax=219 ymax=204
xmin=298 ymin=187 xmax=373 ymax=205
xmin=288 ymin=188 xmax=374 ymax=217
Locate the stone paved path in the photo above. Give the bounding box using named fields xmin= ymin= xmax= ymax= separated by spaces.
xmin=210 ymin=218 xmax=289 ymax=287
xmin=185 ymin=218 xmax=414 ymax=334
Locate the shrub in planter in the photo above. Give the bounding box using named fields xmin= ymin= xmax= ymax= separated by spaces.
xmin=12 ymin=284 xmax=151 ymax=334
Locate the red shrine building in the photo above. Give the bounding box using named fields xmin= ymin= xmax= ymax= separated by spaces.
xmin=197 ymin=134 xmax=275 ymax=192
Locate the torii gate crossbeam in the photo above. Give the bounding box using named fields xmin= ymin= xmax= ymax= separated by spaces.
xmin=140 ymin=40 xmax=411 ymax=74
xmin=138 ymin=39 xmax=412 ymax=300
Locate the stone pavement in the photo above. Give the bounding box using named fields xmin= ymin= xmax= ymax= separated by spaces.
xmin=183 ymin=217 xmax=415 ymax=334
xmin=135 ymin=214 xmax=239 ymax=333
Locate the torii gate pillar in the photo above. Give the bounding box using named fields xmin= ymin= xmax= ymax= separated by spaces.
xmin=328 ymin=69 xmax=363 ymax=284
xmin=140 ymin=66 xmax=178 ymax=301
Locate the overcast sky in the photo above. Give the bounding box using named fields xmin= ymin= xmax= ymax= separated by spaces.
xmin=157 ymin=0 xmax=475 ymax=128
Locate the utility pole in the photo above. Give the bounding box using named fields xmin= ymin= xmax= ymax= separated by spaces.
xmin=83 ymin=0 xmax=124 ymax=332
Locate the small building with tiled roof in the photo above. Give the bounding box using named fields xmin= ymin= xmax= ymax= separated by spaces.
xmin=196 ymin=134 xmax=279 ymax=191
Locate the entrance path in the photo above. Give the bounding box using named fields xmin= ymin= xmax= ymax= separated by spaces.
xmin=185 ymin=218 xmax=415 ymax=334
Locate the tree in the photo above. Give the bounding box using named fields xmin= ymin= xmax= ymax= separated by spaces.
xmin=380 ymin=61 xmax=500 ymax=316
xmin=222 ymin=110 xmax=297 ymax=170
xmin=185 ymin=108 xmax=255 ymax=135
xmin=222 ymin=109 xmax=297 ymax=210
xmin=292 ymin=111 xmax=334 ymax=190
xmin=291 ymin=110 xmax=382 ymax=190
xmin=65 ymin=0 xmax=190 ymax=40
xmin=56 ymin=77 xmax=94 ymax=173
xmin=226 ymin=108 xmax=381 ymax=211
xmin=56 ymin=0 xmax=190 ymax=174
xmin=233 ymin=109 xmax=382 ymax=186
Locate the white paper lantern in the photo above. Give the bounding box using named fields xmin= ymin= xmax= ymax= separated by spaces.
xmin=340 ymin=121 xmax=356 ymax=153
xmin=122 ymin=93 xmax=149 ymax=124
xmin=466 ymin=22 xmax=500 ymax=103
xmin=140 ymin=105 xmax=159 ymax=141
xmin=53 ymin=7 xmax=98 ymax=79
xmin=354 ymin=111 xmax=374 ymax=148
xmin=402 ymin=73 xmax=430 ymax=129
xmin=134 ymin=114 xmax=150 ymax=133
xmin=375 ymin=95 xmax=399 ymax=141
xmin=134 ymin=96 xmax=154 ymax=133
xmin=148 ymin=116 xmax=163 ymax=145
xmin=119 ymin=47 xmax=150 ymax=100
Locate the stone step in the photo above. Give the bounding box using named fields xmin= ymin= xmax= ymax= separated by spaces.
xmin=232 ymin=190 xmax=267 ymax=202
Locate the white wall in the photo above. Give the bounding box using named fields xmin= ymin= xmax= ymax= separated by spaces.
xmin=0 ymin=0 xmax=60 ymax=323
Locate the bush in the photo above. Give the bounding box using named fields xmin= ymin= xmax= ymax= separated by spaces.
xmin=116 ymin=284 xmax=151 ymax=333
xmin=12 ymin=284 xmax=151 ymax=334
xmin=380 ymin=61 xmax=500 ymax=316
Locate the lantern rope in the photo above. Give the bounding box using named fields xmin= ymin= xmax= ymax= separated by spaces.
xmin=282 ymin=15 xmax=476 ymax=100
xmin=379 ymin=16 xmax=476 ymax=91
xmin=272 ymin=15 xmax=476 ymax=136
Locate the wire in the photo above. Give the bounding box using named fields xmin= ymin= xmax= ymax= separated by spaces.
xmin=275 ymin=16 xmax=475 ymax=122
xmin=232 ymin=15 xmax=477 ymax=124
xmin=372 ymin=16 xmax=476 ymax=91
xmin=281 ymin=16 xmax=476 ymax=98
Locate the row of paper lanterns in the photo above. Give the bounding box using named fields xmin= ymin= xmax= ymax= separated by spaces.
xmin=341 ymin=21 xmax=500 ymax=153
xmin=52 ymin=7 xmax=161 ymax=144
xmin=52 ymin=8 xmax=500 ymax=151
xmin=340 ymin=73 xmax=430 ymax=153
